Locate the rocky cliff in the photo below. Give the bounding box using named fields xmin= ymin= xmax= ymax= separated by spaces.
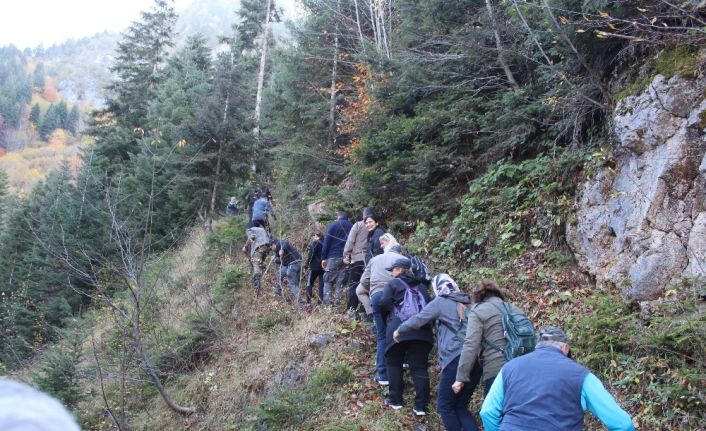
xmin=568 ymin=75 xmax=706 ymax=300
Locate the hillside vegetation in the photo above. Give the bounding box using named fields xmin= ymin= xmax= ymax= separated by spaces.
xmin=1 ymin=0 xmax=705 ymax=430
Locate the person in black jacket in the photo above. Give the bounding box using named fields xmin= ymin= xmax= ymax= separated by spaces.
xmin=364 ymin=213 xmax=386 ymax=264
xmin=305 ymin=232 xmax=325 ymax=304
xmin=379 ymin=258 xmax=434 ymax=416
xmin=271 ymin=239 xmax=302 ymax=302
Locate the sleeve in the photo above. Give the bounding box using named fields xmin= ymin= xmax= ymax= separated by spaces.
xmin=343 ymin=223 xmax=358 ymax=257
xmin=360 ymin=259 xmax=372 ymax=289
xmin=479 ymin=370 xmax=505 ymax=431
xmin=379 ymin=280 xmax=396 ymax=313
xmin=321 ymin=224 xmax=333 ymax=260
xmin=397 ymin=298 xmax=440 ymax=334
xmin=455 ymin=309 xmax=483 ymax=382
xmin=581 ymin=373 xmax=635 ymax=431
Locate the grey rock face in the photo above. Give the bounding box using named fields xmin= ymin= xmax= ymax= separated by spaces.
xmin=567 ymin=75 xmax=706 ymax=300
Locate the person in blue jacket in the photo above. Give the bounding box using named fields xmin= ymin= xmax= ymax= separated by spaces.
xmin=321 ymin=211 xmax=353 ymax=305
xmin=252 ymin=195 xmax=275 ymax=230
xmin=480 ymin=326 xmax=635 ymax=431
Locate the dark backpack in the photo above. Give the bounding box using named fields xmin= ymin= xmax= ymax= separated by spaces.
xmin=408 ymin=254 xmax=431 ymax=284
xmin=456 ymin=301 xmax=536 ymax=361
xmin=394 ymin=280 xmax=427 ymax=322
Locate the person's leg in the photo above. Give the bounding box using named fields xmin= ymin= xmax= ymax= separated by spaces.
xmin=274 ymin=266 xmax=286 ymax=296
xmin=438 ymin=357 xmax=465 ymax=431
xmin=305 ymin=270 xmax=314 ymax=304
xmin=314 ymin=270 xmax=324 ymax=303
xmin=370 ymin=291 xmax=387 ymax=380
xmin=251 ymin=249 xmax=264 ymax=291
xmin=406 ymin=341 xmax=432 ymax=413
xmin=356 ymin=283 xmax=373 ymax=315
xmin=333 ymin=257 xmax=346 ymax=305
xmin=384 ymin=342 xmax=405 ymax=405
xmin=287 ymin=261 xmax=302 ymax=302
xmin=454 ymin=358 xmax=482 ymax=431
xmin=346 ymin=262 xmax=363 ymax=310
xmin=322 ymin=259 xmax=336 ymax=305
xmin=484 ymin=376 xmax=496 ymax=397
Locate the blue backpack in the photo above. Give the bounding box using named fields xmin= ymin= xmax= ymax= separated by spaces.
xmin=394 ymin=280 xmax=427 ymax=322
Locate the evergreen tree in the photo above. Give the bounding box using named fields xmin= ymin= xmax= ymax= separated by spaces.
xmin=33 ymin=62 xmax=45 ymax=90
xmin=0 ymin=46 xmax=32 ymax=134
xmin=29 ymin=103 xmax=41 ymax=126
xmin=39 ymin=104 xmax=59 ymax=140
xmin=67 ymin=105 xmax=79 ymax=135
xmin=55 ymin=101 xmax=69 ymax=131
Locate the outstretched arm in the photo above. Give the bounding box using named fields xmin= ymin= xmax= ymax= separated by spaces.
xmin=581 ymin=373 xmax=635 ymax=431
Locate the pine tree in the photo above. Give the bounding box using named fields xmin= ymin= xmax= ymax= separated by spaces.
xmin=39 ymin=104 xmax=59 ymax=140
xmin=55 ymin=101 xmax=69 ymax=130
xmin=33 ymin=62 xmax=45 ymax=90
xmin=67 ymin=105 xmax=79 ymax=134
xmin=29 ymin=103 xmax=41 ymax=126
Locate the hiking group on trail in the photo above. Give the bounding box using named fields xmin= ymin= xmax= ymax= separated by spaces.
xmin=235 ymin=190 xmax=635 ymax=431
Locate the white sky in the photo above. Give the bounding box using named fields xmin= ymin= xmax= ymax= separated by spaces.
xmin=0 ymin=0 xmax=195 ymax=49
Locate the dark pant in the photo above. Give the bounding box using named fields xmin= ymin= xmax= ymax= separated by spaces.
xmin=484 ymin=376 xmax=496 ymax=396
xmin=306 ymin=269 xmax=324 ymax=303
xmin=345 ymin=261 xmax=364 ymax=311
xmin=438 ymin=356 xmax=482 ymax=431
xmin=385 ymin=340 xmax=432 ymax=411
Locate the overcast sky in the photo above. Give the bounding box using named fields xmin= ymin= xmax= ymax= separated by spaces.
xmin=0 ymin=0 xmax=212 ymax=49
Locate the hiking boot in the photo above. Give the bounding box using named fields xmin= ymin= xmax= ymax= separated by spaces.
xmin=412 ymin=408 xmax=426 ymax=417
xmin=384 ymin=398 xmax=403 ymax=410
xmin=374 ymin=374 xmax=389 ymax=386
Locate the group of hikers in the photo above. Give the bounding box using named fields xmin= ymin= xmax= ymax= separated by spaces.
xmin=236 ymin=191 xmax=635 ymax=431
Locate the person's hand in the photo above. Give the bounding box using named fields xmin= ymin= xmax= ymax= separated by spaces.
xmin=241 ymin=246 xmax=247 ymax=253
xmin=452 ymin=381 xmax=464 ymax=394
xmin=343 ymin=255 xmax=351 ymax=265
xmin=321 ymin=259 xmax=327 ymax=268
xmin=393 ymin=330 xmax=401 ymax=343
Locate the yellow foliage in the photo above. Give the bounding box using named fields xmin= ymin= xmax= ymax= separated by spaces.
xmin=42 ymin=76 xmax=60 ymax=103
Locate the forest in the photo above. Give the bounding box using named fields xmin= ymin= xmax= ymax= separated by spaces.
xmin=0 ymin=0 xmax=705 ymax=429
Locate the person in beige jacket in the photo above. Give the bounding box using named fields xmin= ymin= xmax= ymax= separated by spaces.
xmin=452 ymin=280 xmax=523 ymax=396
xmin=343 ymin=208 xmax=374 ymax=313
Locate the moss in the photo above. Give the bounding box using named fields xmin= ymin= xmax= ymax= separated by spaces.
xmin=615 ymin=45 xmax=700 ymax=102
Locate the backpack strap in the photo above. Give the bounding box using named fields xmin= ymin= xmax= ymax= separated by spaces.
xmin=482 ymin=301 xmax=510 ymax=358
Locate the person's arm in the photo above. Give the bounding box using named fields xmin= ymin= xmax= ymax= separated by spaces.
xmin=360 ymin=259 xmax=372 ymax=288
xmin=581 ymin=373 xmax=635 ymax=431
xmin=378 ymin=280 xmax=396 ymax=313
xmin=397 ymin=298 xmax=441 ymax=334
xmin=343 ymin=223 xmax=358 ymax=261
xmin=455 ymin=310 xmax=483 ymax=382
xmin=321 ymin=224 xmax=333 ymax=261
xmin=479 ymin=370 xmax=505 ymax=431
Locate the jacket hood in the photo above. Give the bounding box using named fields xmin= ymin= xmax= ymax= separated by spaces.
xmin=445 ymin=292 xmax=472 ymax=304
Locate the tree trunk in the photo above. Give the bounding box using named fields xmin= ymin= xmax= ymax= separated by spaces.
xmin=484 ymin=0 xmax=519 ymax=88
xmin=353 ymin=0 xmax=365 ymax=49
xmin=329 ymin=2 xmax=339 ymax=144
xmin=252 ymin=0 xmax=273 ymax=173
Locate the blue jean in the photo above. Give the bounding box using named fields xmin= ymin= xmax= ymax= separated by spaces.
xmin=438 ymin=356 xmax=482 ymax=431
xmin=370 ymin=291 xmax=387 ymax=377
xmin=275 ymin=261 xmax=302 ymax=301
xmin=323 ymin=257 xmax=346 ymax=305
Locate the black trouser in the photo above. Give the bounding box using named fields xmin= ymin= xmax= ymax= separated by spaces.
xmin=346 ymin=261 xmax=364 ymax=311
xmin=306 ymin=269 xmax=324 ymax=304
xmin=385 ymin=340 xmax=432 ymax=411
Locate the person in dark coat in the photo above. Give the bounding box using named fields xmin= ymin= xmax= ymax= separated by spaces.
xmin=271 ymin=239 xmax=302 ymax=301
xmin=379 ymin=258 xmax=434 ymax=416
xmin=321 ymin=211 xmax=353 ymax=305
xmin=305 ymin=232 xmax=325 ymax=304
xmin=244 ymin=189 xmax=259 ymax=222
xmin=395 ymin=273 xmax=481 ymax=431
xmin=364 ymin=213 xmax=386 ymax=264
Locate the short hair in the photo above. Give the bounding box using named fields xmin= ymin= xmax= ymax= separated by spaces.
xmin=0 ymin=379 xmax=80 ymax=431
xmin=337 ymin=210 xmax=348 ymax=219
xmin=472 ymin=280 xmax=505 ymax=303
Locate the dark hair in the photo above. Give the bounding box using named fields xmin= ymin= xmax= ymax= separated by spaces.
xmin=472 ymin=280 xmax=505 ymax=303
xmin=337 ymin=210 xmax=348 ymax=219
xmin=364 ymin=215 xmax=379 ymax=224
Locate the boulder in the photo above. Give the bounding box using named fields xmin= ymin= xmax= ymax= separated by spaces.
xmin=567 ymin=75 xmax=706 ymax=300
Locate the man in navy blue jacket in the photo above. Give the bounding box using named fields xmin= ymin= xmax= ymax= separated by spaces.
xmin=321 ymin=211 xmax=352 ymax=305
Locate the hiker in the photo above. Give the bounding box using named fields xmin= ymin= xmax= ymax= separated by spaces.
xmin=364 ymin=212 xmax=386 ymax=264
xmin=480 ymin=326 xmax=635 ymax=431
xmin=358 ymin=233 xmax=406 ymax=385
xmin=320 ymin=211 xmax=353 ymax=305
xmin=305 ymin=232 xmax=325 ymax=304
xmin=261 ymin=186 xmax=273 ymax=202
xmin=394 ymin=273 xmax=481 ymax=431
xmin=242 ymin=224 xmax=270 ymax=291
xmin=0 ymin=378 xmax=81 ymax=431
xmin=245 ymin=188 xmax=259 ymax=222
xmin=226 ymin=197 xmax=238 ymax=216
xmin=252 ymin=194 xmax=275 ymax=230
xmin=271 ymin=239 xmax=302 ymax=301
xmin=452 ymin=280 xmax=523 ymax=396
xmin=343 ymin=207 xmax=375 ymax=314
xmin=379 ymin=257 xmax=433 ymax=416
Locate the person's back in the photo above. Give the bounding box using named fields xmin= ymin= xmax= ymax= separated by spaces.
xmin=367 ymin=250 xmax=406 ymax=296
xmin=500 ymin=346 xmax=588 ymax=431
xmin=321 ymin=215 xmax=353 ymax=260
xmin=252 ymin=197 xmax=271 ymax=222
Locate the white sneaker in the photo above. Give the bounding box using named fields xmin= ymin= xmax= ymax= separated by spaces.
xmin=412 ymin=408 xmax=426 ymax=416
